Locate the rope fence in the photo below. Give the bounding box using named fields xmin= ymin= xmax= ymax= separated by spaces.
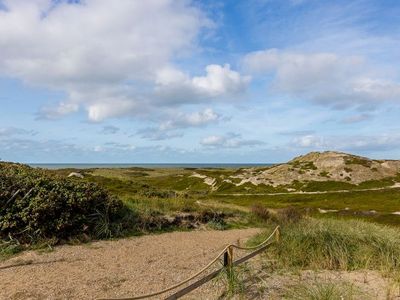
xmin=99 ymin=226 xmax=280 ymax=300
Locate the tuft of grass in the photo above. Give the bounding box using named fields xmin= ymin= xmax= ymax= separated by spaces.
xmin=215 ymin=263 xmax=246 ymax=297
xmin=250 ymin=218 xmax=400 ymax=272
xmin=250 ymin=204 xmax=271 ymax=222
xmin=284 ymin=280 xmax=361 ymax=300
xmin=0 ymin=238 xmax=23 ymax=260
xmin=207 ymin=219 xmax=228 ymax=230
xmin=276 ymin=207 xmax=303 ymax=224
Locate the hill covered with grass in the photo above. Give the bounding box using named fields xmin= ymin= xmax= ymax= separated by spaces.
xmin=72 ymin=151 xmax=400 ymax=195
xmin=232 ymin=151 xmax=400 ymax=187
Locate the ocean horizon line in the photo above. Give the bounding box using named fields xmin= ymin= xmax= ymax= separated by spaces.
xmin=28 ymin=163 xmax=276 ymax=170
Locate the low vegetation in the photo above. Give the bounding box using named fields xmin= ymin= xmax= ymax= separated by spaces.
xmin=1 ymin=152 xmax=400 ymax=298
xmin=0 ymin=163 xmax=124 ymax=242
xmin=0 ymin=163 xmax=236 ymax=259
xmin=239 ymin=214 xmax=400 ymax=299
xmin=251 ymin=217 xmax=400 ymax=272
xmin=283 ymin=280 xmax=361 ymax=300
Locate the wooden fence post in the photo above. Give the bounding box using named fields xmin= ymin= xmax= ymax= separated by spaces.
xmin=276 ymin=227 xmax=280 ymax=242
xmin=224 ymin=245 xmax=234 ymax=281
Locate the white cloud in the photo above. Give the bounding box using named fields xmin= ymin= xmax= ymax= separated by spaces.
xmin=191 ymin=64 xmax=250 ymax=97
xmin=243 ymin=48 xmax=400 ymax=109
xmin=87 ymin=99 xmax=139 ymax=122
xmin=139 ymin=108 xmax=223 ymax=140
xmin=155 ymin=64 xmax=250 ymax=103
xmin=0 ymin=0 xmax=204 ymax=82
xmin=200 ymin=132 xmax=264 ymax=149
xmin=0 ymin=0 xmax=232 ymax=121
xmin=38 ymin=101 xmax=79 ymax=120
xmin=293 ymin=135 xmax=326 ymax=148
xmin=201 ymin=135 xmax=225 ymax=146
xmin=167 ymin=108 xmax=222 ymax=128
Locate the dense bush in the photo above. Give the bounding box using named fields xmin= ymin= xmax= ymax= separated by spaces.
xmin=0 ymin=162 xmax=123 ymax=243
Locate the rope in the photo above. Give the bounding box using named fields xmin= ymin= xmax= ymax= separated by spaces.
xmin=230 ymin=226 xmax=280 ymax=251
xmin=99 ymin=226 xmax=279 ymax=300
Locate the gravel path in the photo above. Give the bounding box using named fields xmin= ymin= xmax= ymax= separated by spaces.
xmin=0 ymin=228 xmax=260 ymax=300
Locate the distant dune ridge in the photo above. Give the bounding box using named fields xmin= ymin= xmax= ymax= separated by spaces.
xmin=184 ymin=151 xmax=400 ymax=194
xmin=231 ymin=151 xmax=400 ymax=187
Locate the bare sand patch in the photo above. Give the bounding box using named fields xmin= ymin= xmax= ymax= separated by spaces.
xmin=0 ymin=229 xmax=260 ymax=300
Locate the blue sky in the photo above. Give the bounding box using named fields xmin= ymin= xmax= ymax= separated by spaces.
xmin=1 ymin=0 xmax=400 ymax=163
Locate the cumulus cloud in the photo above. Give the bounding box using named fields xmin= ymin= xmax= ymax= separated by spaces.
xmin=0 ymin=1 xmax=202 ymax=80
xmin=139 ymin=108 xmax=223 ymax=140
xmin=243 ymin=48 xmax=400 ymax=109
xmin=292 ymin=135 xmax=326 ymax=148
xmin=200 ymin=132 xmax=264 ymax=149
xmin=37 ymin=102 xmax=79 ymax=120
xmin=155 ymin=64 xmax=251 ymax=103
xmin=1 ymin=0 xmax=249 ymax=121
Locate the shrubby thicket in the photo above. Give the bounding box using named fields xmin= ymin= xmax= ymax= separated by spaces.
xmin=0 ymin=162 xmax=123 ymax=243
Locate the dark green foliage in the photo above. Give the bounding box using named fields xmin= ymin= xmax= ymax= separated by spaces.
xmin=319 ymin=171 xmax=330 ymax=177
xmin=344 ymin=156 xmax=372 ymax=167
xmin=0 ymin=162 xmax=123 ymax=243
xmin=289 ymin=161 xmax=318 ymax=171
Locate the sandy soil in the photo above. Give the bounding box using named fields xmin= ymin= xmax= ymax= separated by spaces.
xmin=239 ymin=268 xmax=400 ymax=299
xmin=0 ymin=228 xmax=260 ymax=300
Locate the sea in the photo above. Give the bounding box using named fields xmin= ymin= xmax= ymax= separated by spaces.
xmin=28 ymin=163 xmax=275 ymax=170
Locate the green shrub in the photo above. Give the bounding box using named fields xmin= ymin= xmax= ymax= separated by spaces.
xmin=344 ymin=157 xmax=372 ymax=167
xmin=0 ymin=162 xmax=123 ymax=243
xmin=319 ymin=171 xmax=330 ymax=178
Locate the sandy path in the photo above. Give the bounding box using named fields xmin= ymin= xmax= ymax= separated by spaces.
xmin=0 ymin=228 xmax=260 ymax=300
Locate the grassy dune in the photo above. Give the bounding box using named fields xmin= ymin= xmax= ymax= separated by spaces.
xmin=59 ymin=166 xmax=400 ymax=226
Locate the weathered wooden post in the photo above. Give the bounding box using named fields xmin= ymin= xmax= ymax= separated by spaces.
xmin=224 ymin=245 xmax=234 ymax=284
xmin=276 ymin=227 xmax=280 ymax=242
xmin=223 ymin=246 xmax=233 ymax=268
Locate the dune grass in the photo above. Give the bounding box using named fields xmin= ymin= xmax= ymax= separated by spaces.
xmin=283 ymin=280 xmax=361 ymax=300
xmin=250 ymin=218 xmax=400 ymax=272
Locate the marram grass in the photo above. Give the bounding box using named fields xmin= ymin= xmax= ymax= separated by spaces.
xmin=250 ymin=218 xmax=400 ymax=272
